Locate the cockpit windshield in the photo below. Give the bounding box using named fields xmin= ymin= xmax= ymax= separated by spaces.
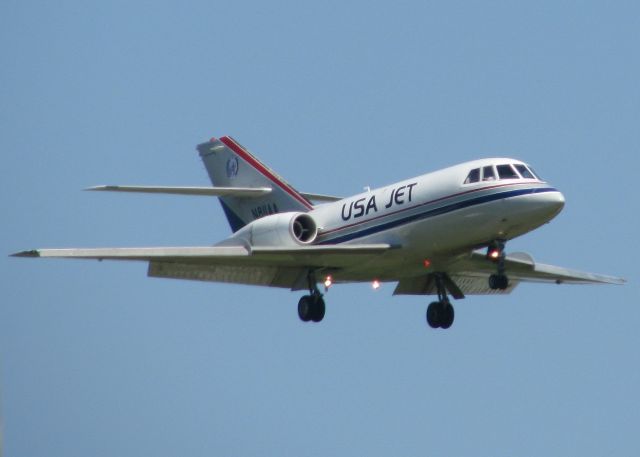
xmin=463 ymin=168 xmax=480 ymax=184
xmin=496 ymin=164 xmax=518 ymax=179
xmin=482 ymin=166 xmax=495 ymax=181
xmin=514 ymin=164 xmax=535 ymax=179
xmin=463 ymin=163 xmax=541 ymax=185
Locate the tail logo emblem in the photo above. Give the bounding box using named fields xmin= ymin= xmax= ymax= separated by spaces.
xmin=226 ymin=157 xmax=239 ymax=178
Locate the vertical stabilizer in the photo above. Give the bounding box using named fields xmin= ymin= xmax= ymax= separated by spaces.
xmin=197 ymin=136 xmax=313 ymax=232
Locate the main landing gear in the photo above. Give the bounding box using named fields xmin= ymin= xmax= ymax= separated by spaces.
xmin=487 ymin=240 xmax=509 ymax=290
xmin=426 ymin=274 xmax=455 ymax=329
xmin=297 ymin=273 xmax=326 ymax=323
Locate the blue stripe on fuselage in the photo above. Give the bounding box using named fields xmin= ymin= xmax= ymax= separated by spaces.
xmin=317 ymin=186 xmax=558 ymax=245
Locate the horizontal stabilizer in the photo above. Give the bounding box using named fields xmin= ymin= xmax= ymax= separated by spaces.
xmin=86 ymin=185 xmax=342 ymax=203
xmin=297 ymin=192 xmax=342 ymax=203
xmin=87 ymin=185 xmax=272 ymax=198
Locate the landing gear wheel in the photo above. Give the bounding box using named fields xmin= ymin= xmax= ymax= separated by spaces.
xmin=426 ymin=301 xmax=441 ymax=328
xmin=489 ymin=274 xmax=509 ymax=290
xmin=426 ymin=301 xmax=455 ymax=329
xmin=310 ymin=296 xmax=325 ymax=322
xmin=440 ymin=302 xmax=454 ymax=329
xmin=298 ymin=295 xmax=313 ymax=322
xmin=426 ymin=274 xmax=457 ymax=330
xmin=298 ymin=294 xmax=325 ymax=323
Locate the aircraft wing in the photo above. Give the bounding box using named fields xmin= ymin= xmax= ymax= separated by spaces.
xmin=12 ymin=244 xmax=391 ymax=290
xmin=461 ymin=251 xmax=625 ymax=285
xmin=87 ymin=186 xmax=342 ymax=203
xmin=394 ymin=251 xmax=625 ymax=297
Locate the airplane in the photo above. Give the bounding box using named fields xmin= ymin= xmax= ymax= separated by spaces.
xmin=12 ymin=135 xmax=625 ymax=329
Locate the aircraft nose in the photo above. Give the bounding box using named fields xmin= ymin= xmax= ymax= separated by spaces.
xmin=541 ymin=188 xmax=565 ymax=218
xmin=549 ymin=189 xmax=565 ymax=209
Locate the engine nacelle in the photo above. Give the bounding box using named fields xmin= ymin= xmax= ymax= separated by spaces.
xmin=234 ymin=212 xmax=318 ymax=247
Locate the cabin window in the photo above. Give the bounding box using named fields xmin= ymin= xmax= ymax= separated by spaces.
xmin=515 ymin=164 xmax=535 ymax=179
xmin=464 ymin=168 xmax=480 ymax=184
xmin=482 ymin=166 xmax=496 ymax=181
xmin=497 ymin=164 xmax=519 ymax=179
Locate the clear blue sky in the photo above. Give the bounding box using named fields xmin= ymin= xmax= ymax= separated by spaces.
xmin=2 ymin=1 xmax=638 ymax=456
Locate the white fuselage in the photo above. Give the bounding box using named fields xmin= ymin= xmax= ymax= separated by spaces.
xmin=308 ymin=158 xmax=565 ymax=281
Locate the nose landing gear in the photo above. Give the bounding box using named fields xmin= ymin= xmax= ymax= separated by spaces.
xmin=487 ymin=240 xmax=509 ymax=290
xmin=489 ymin=273 xmax=509 ymax=290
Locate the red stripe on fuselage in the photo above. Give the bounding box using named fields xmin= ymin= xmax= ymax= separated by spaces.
xmin=219 ymin=136 xmax=313 ymax=210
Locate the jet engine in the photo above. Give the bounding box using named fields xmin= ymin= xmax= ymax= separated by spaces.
xmin=234 ymin=212 xmax=318 ymax=247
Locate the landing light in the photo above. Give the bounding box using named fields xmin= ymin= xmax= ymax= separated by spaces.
xmin=488 ymin=249 xmax=501 ymax=260
xmin=372 ymin=279 xmax=381 ymax=290
xmin=324 ymin=275 xmax=333 ymax=288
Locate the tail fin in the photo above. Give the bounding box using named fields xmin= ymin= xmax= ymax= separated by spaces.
xmin=197 ymin=136 xmax=313 ymax=232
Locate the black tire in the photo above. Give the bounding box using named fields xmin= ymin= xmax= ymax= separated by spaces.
xmin=311 ymin=296 xmax=326 ymax=322
xmin=489 ymin=274 xmax=509 ymax=290
xmin=426 ymin=301 xmax=441 ymax=328
xmin=440 ymin=303 xmax=455 ymax=329
xmin=298 ymin=295 xmax=313 ymax=322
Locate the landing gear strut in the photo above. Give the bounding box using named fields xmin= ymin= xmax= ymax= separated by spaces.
xmin=487 ymin=240 xmax=509 ymax=290
xmin=426 ymin=274 xmax=455 ymax=329
xmin=297 ymin=272 xmax=326 ymax=323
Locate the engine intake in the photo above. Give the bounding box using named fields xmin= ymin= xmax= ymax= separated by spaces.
xmin=291 ymin=213 xmax=317 ymax=243
xmin=232 ymin=212 xmax=318 ymax=247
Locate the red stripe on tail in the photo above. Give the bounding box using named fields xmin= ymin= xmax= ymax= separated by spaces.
xmin=219 ymin=136 xmax=313 ymax=210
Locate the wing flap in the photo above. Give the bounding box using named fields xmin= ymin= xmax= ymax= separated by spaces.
xmin=148 ymin=262 xmax=303 ymax=288
xmin=393 ymin=274 xmax=518 ymax=296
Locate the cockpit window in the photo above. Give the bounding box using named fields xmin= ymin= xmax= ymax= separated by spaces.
xmin=465 ymin=163 xmax=541 ymax=184
xmin=482 ymin=165 xmax=496 ymax=181
xmin=514 ymin=164 xmax=535 ymax=179
xmin=496 ymin=164 xmax=519 ymax=179
xmin=527 ymin=166 xmax=541 ymax=180
xmin=464 ymin=168 xmax=480 ymax=184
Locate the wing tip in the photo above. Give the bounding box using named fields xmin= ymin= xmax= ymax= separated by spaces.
xmin=552 ymin=274 xmax=627 ymax=286
xmin=11 ymin=250 xmax=40 ymax=258
xmin=85 ymin=185 xmax=110 ymax=192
